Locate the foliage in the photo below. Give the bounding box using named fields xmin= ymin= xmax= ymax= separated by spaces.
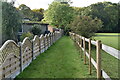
xmin=20 ymin=32 xmax=34 ymax=41
xmin=43 ymin=2 xmax=74 ymax=28
xmin=32 ymin=8 xmax=44 ymax=21
xmin=69 ymin=16 xmax=103 ymax=38
xmin=18 ymin=4 xmax=44 ymax=21
xmin=30 ymin=24 xmax=42 ymax=35
xmin=2 ymin=1 xmax=22 ymax=42
xmin=74 ymin=2 xmax=118 ymax=32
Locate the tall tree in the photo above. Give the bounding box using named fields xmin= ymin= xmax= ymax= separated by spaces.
xmin=18 ymin=4 xmax=33 ymax=19
xmin=43 ymin=2 xmax=74 ymax=28
xmin=18 ymin=4 xmax=44 ymax=21
xmin=2 ymin=1 xmax=22 ymax=42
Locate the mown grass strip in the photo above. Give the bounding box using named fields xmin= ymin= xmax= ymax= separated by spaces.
xmin=16 ymin=36 xmax=96 ymax=78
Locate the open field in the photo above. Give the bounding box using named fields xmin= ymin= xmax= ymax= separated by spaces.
xmin=88 ymin=33 xmax=119 ymax=78
xmin=93 ymin=33 xmax=120 ymax=50
xmin=16 ymin=36 xmax=96 ymax=78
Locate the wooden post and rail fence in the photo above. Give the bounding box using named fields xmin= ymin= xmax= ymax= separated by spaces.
xmin=0 ymin=30 xmax=63 ymax=79
xmin=69 ymin=32 xmax=120 ymax=80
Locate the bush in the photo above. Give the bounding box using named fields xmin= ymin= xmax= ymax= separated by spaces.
xmin=69 ymin=16 xmax=103 ymax=38
xmin=20 ymin=32 xmax=34 ymax=41
xmin=30 ymin=24 xmax=41 ymax=35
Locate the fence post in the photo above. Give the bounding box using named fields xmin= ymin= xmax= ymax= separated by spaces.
xmin=96 ymin=40 xmax=102 ymax=79
xmin=53 ymin=33 xmax=55 ymax=43
xmin=32 ymin=40 xmax=34 ymax=60
xmin=89 ymin=39 xmax=91 ymax=75
xmin=18 ymin=42 xmax=23 ymax=72
xmin=75 ymin=34 xmax=76 ymax=42
xmin=80 ymin=36 xmax=82 ymax=58
xmin=43 ymin=36 xmax=45 ymax=52
xmin=83 ymin=37 xmax=86 ymax=64
xmin=52 ymin=33 xmax=54 ymax=44
xmin=46 ymin=35 xmax=47 ymax=50
xmin=51 ymin=33 xmax=53 ymax=44
xmin=73 ymin=33 xmax=75 ymax=41
xmin=39 ymin=37 xmax=41 ymax=53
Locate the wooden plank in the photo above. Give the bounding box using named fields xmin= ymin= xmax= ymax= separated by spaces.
xmin=74 ymin=33 xmax=120 ymax=60
xmin=77 ymin=42 xmax=97 ymax=69
xmin=83 ymin=37 xmax=86 ymax=64
xmin=102 ymin=70 xmax=111 ymax=80
xmin=91 ymin=40 xmax=96 ymax=46
xmin=102 ymin=44 xmax=120 ymax=60
xmin=89 ymin=39 xmax=92 ymax=75
xmin=85 ymin=38 xmax=89 ymax=42
xmin=96 ymin=40 xmax=102 ymax=78
xmin=77 ymin=42 xmax=111 ymax=79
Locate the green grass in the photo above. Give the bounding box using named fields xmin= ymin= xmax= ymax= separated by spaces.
xmin=16 ymin=36 xmax=96 ymax=78
xmin=88 ymin=48 xmax=119 ymax=78
xmin=89 ymin=33 xmax=119 ymax=78
xmin=93 ymin=33 xmax=120 ymax=50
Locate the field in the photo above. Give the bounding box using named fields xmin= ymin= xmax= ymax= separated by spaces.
xmin=90 ymin=33 xmax=119 ymax=78
xmin=16 ymin=36 xmax=96 ymax=78
xmin=93 ymin=33 xmax=120 ymax=50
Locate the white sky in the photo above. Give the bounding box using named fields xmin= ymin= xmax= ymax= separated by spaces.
xmin=10 ymin=0 xmax=119 ymax=10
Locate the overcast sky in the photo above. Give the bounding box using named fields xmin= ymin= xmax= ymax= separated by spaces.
xmin=11 ymin=0 xmax=119 ymax=10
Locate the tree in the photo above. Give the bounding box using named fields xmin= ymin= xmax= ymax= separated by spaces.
xmin=18 ymin=4 xmax=44 ymax=21
xmin=77 ymin=2 xmax=118 ymax=32
xmin=32 ymin=8 xmax=44 ymax=21
xmin=2 ymin=1 xmax=22 ymax=42
xmin=69 ymin=16 xmax=103 ymax=38
xmin=43 ymin=2 xmax=74 ymax=28
xmin=18 ymin=4 xmax=33 ymax=20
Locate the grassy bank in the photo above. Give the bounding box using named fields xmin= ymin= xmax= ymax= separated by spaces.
xmin=16 ymin=36 xmax=96 ymax=78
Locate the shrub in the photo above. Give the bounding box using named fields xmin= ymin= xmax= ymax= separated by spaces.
xmin=30 ymin=24 xmax=41 ymax=35
xmin=20 ymin=32 xmax=34 ymax=41
xmin=69 ymin=16 xmax=103 ymax=38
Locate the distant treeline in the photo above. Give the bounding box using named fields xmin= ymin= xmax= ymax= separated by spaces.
xmin=74 ymin=2 xmax=119 ymax=33
xmin=18 ymin=4 xmax=44 ymax=21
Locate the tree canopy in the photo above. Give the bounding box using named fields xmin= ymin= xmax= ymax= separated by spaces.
xmin=18 ymin=4 xmax=44 ymax=21
xmin=43 ymin=2 xmax=74 ymax=28
xmin=69 ymin=16 xmax=103 ymax=38
xmin=74 ymin=2 xmax=119 ymax=32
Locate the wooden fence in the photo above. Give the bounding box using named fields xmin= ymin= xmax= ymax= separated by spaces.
xmin=0 ymin=30 xmax=63 ymax=79
xmin=69 ymin=32 xmax=120 ymax=80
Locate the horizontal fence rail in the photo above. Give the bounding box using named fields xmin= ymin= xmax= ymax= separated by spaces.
xmin=0 ymin=29 xmax=63 ymax=79
xmin=69 ymin=32 xmax=120 ymax=80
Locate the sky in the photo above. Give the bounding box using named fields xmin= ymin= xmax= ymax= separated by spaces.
xmin=8 ymin=0 xmax=119 ymax=10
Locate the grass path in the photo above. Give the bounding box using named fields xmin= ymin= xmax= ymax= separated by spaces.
xmin=16 ymin=36 xmax=96 ymax=78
